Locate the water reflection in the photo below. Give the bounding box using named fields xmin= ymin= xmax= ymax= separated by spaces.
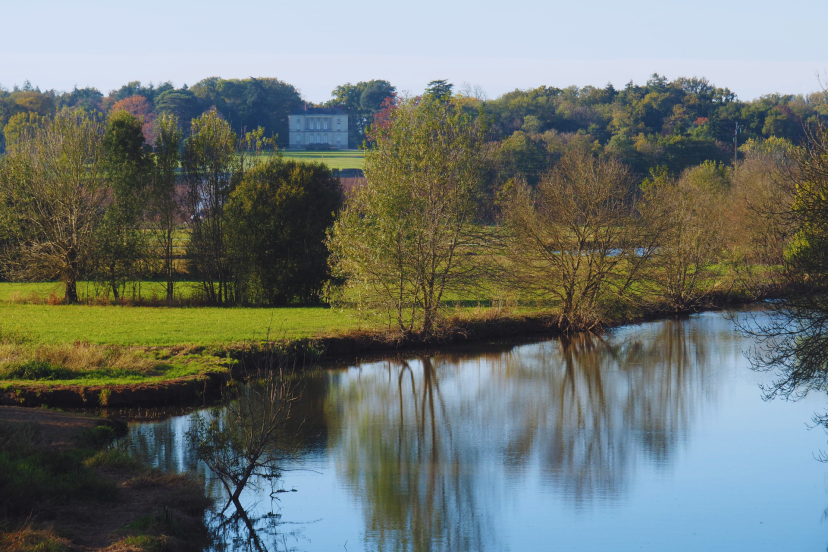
xmin=124 ymin=311 xmax=828 ymax=551
xmin=324 ymin=316 xmax=735 ymax=549
xmin=329 ymin=356 xmax=494 ymax=551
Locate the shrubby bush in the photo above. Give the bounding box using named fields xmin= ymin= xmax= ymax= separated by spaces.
xmin=228 ymin=158 xmax=342 ymax=305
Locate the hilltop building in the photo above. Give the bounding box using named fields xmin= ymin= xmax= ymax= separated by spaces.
xmin=287 ymin=107 xmax=349 ymax=149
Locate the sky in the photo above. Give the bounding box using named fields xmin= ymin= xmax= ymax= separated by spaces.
xmin=2 ymin=0 xmax=827 ymax=102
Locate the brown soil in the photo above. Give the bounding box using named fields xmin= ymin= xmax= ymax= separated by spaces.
xmin=0 ymin=406 xmax=212 ymax=551
xmin=0 ymin=405 xmax=103 ymax=449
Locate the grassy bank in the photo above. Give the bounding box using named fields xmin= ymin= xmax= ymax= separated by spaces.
xmin=0 ymin=406 xmax=211 ymax=551
xmin=0 ymin=276 xmax=764 ymax=407
xmin=0 ymin=302 xmax=559 ymax=406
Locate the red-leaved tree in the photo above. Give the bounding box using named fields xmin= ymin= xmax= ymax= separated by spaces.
xmin=109 ymin=95 xmax=156 ymax=143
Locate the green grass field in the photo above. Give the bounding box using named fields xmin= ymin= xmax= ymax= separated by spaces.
xmin=0 ymin=280 xmax=373 ymax=385
xmin=0 ymin=303 xmax=365 ymax=346
xmin=0 ymin=282 xmax=501 ymax=348
xmin=280 ymin=150 xmax=364 ymax=171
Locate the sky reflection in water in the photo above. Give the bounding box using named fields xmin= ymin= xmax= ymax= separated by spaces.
xmin=127 ymin=310 xmax=828 ymax=551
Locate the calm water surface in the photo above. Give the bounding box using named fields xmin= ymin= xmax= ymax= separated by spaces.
xmin=126 ymin=310 xmax=828 ymax=551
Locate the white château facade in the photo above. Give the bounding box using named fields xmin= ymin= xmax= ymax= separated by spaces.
xmin=287 ymin=107 xmax=349 ymax=149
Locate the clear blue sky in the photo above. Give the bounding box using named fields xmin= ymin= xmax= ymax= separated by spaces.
xmin=2 ymin=0 xmax=826 ymax=102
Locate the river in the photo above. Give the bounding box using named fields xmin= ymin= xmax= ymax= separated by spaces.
xmin=124 ymin=309 xmax=828 ymax=551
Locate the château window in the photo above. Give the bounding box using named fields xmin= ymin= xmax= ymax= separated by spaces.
xmin=323 ymin=134 xmax=329 ymax=144
xmin=337 ymin=121 xmax=341 ymax=130
xmin=296 ymin=120 xmax=301 ymax=130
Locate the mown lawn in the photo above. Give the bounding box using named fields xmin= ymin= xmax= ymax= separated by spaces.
xmin=280 ymin=150 xmax=364 ymax=170
xmin=0 ymin=303 xmax=366 ymax=346
xmin=0 ymin=281 xmax=515 ymax=348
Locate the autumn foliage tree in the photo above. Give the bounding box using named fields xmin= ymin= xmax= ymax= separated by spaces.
xmin=109 ymin=95 xmax=156 ymax=143
xmin=638 ymin=163 xmax=729 ymax=311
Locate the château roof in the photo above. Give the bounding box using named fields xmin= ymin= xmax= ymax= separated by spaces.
xmin=289 ymin=106 xmax=347 ymax=116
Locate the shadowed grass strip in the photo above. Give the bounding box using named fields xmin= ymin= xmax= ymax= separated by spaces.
xmin=0 ymin=423 xmax=119 ymax=517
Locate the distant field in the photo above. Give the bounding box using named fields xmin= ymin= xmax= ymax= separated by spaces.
xmin=0 ymin=281 xmax=203 ymax=303
xmin=280 ymin=150 xmax=364 ymax=171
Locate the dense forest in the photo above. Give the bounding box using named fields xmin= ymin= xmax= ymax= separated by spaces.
xmin=2 ymin=74 xmax=827 ymax=177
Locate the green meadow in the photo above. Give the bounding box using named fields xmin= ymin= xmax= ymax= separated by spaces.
xmin=280 ymin=149 xmax=364 ymax=171
xmin=0 ymin=302 xmax=363 ymax=346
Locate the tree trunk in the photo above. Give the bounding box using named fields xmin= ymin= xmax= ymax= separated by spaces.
xmin=109 ymin=262 xmax=120 ymax=301
xmin=165 ymin=229 xmax=174 ymax=304
xmin=65 ymin=248 xmax=79 ymax=304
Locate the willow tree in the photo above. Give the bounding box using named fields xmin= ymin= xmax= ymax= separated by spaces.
xmin=0 ymin=110 xmax=109 ymax=303
xmin=327 ymin=95 xmax=487 ymax=337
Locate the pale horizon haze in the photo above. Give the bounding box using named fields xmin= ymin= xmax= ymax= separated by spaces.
xmin=2 ymin=0 xmax=826 ymax=102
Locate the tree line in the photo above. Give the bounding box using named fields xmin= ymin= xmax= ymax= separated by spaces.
xmin=0 ymin=78 xmax=305 ymax=151
xmin=0 ymin=77 xmax=397 ymax=151
xmin=0 ymin=107 xmax=342 ymax=305
xmin=0 ymin=80 xmax=825 ymax=337
xmin=329 ymin=91 xmax=825 ymax=337
xmin=3 ymin=74 xmax=827 ymax=168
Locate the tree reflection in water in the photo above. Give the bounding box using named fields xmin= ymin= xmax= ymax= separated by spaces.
xmin=326 ymin=316 xmax=727 ymax=550
xmin=207 ymin=506 xmax=302 ymax=552
xmin=330 ymin=355 xmax=491 ymax=552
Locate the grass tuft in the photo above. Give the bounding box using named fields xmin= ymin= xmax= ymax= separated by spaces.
xmin=4 ymin=361 xmax=75 ymax=381
xmin=103 ymin=534 xmax=167 ymax=552
xmin=76 ymin=425 xmax=117 ymax=450
xmin=85 ymin=448 xmax=142 ymax=471
xmin=0 ymin=524 xmax=70 ymax=552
